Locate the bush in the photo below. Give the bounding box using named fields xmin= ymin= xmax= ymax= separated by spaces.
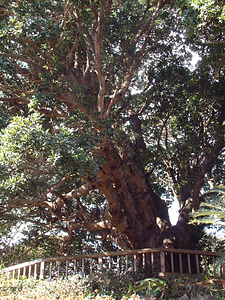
xmin=87 ymin=265 xmax=155 ymax=299
xmin=163 ymin=274 xmax=225 ymax=299
xmin=0 ymin=273 xmax=224 ymax=299
xmin=0 ymin=276 xmax=93 ymax=299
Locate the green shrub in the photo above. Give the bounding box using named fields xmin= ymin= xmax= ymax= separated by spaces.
xmin=0 ymin=276 xmax=92 ymax=299
xmin=0 ymin=273 xmax=224 ymax=299
xmin=163 ymin=274 xmax=225 ymax=299
xmin=126 ymin=277 xmax=165 ymax=298
xmin=87 ymin=265 xmax=155 ymax=299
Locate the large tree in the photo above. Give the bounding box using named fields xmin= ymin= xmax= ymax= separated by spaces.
xmin=0 ymin=0 xmax=224 ymax=258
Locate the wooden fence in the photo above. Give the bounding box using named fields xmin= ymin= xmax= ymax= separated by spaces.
xmin=1 ymin=248 xmax=224 ymax=280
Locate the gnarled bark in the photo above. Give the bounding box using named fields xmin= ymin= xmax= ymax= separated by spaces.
xmin=94 ymin=140 xmax=171 ymax=249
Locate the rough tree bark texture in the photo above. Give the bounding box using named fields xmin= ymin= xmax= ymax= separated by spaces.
xmin=93 ymin=140 xmax=200 ymax=250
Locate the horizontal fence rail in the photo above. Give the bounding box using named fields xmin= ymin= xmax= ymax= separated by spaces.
xmin=1 ymin=248 xmax=224 ymax=280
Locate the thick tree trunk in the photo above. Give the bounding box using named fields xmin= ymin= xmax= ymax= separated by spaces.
xmin=168 ymin=221 xmax=203 ymax=250
xmin=96 ymin=141 xmax=201 ymax=250
xmin=96 ymin=141 xmax=169 ymax=249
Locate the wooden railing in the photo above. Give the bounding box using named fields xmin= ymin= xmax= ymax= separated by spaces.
xmin=1 ymin=248 xmax=224 ymax=280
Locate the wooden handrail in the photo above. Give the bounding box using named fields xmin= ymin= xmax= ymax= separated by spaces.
xmin=1 ymin=248 xmax=224 ymax=280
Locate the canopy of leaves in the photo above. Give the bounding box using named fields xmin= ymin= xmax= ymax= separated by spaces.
xmin=0 ymin=0 xmax=224 ymax=265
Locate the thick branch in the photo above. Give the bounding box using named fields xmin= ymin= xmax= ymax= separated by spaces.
xmin=56 ymin=92 xmax=95 ymax=121
xmin=42 ymin=183 xmax=92 ymax=212
xmin=92 ymin=1 xmax=113 ymax=112
xmin=70 ymin=219 xmax=111 ymax=232
xmin=63 ymin=183 xmax=92 ymax=201
xmin=41 ymin=177 xmax=68 ymax=211
xmin=0 ymin=96 xmax=29 ymax=104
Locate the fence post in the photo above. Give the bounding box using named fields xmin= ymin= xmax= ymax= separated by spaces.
xmin=28 ymin=265 xmax=32 ymax=279
xmin=170 ymin=252 xmax=174 ymax=273
xmin=151 ymin=252 xmax=154 ymax=272
xmin=187 ymin=254 xmax=191 ymax=274
xmin=195 ymin=255 xmax=200 ymax=274
xmin=49 ymin=262 xmax=52 ymax=280
xmin=18 ymin=268 xmax=21 ymax=280
xmin=40 ymin=261 xmax=45 ymax=279
xmin=142 ymin=253 xmax=145 ymax=268
xmin=133 ymin=254 xmax=137 ymax=272
xmin=66 ymin=260 xmax=69 ymax=279
xmin=82 ymin=259 xmax=85 ymax=278
xmin=98 ymin=256 xmax=103 ymax=271
xmin=117 ymin=256 xmax=120 ymax=275
xmin=90 ymin=258 xmax=93 ymax=276
xmin=57 ymin=261 xmax=61 ymax=279
xmin=160 ymin=249 xmax=166 ymax=273
xmin=179 ymin=253 xmax=183 ymax=273
xmin=109 ymin=256 xmax=112 ymax=269
xmin=23 ymin=266 xmax=26 ymax=277
xmin=34 ymin=264 xmax=38 ymax=279
xmin=125 ymin=255 xmax=128 ymax=273
xmin=73 ymin=259 xmax=77 ymax=275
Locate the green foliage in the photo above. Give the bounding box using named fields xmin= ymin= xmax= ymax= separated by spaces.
xmin=0 ymin=274 xmax=224 ymax=299
xmin=88 ymin=270 xmax=133 ymax=299
xmin=126 ymin=277 xmax=165 ymax=298
xmin=0 ymin=276 xmax=92 ymax=300
xmin=0 ymin=112 xmax=104 ymax=266
xmin=190 ymin=186 xmax=225 ymax=228
xmin=0 ymin=0 xmax=224 ymax=258
xmin=191 ymin=186 xmax=225 ymax=273
xmin=88 ymin=266 xmax=155 ymax=299
xmin=0 ymin=113 xmax=101 ymax=185
xmin=197 ymin=232 xmax=225 ymax=254
xmin=177 ymin=0 xmax=225 ymax=34
xmin=162 ymin=274 xmax=225 ymax=299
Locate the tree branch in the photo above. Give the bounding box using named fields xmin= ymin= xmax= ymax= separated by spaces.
xmin=63 ymin=183 xmax=92 ymax=201
xmin=40 ymin=177 xmax=67 ymax=208
xmin=105 ymin=0 xmax=170 ymax=118
xmin=0 ymin=96 xmax=29 ymax=104
xmin=92 ymin=1 xmax=113 ymax=113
